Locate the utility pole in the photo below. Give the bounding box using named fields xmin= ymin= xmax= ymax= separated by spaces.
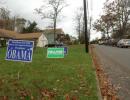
xmin=83 ymin=0 xmax=89 ymax=53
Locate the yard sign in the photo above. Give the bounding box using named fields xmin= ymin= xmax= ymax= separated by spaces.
xmin=47 ymin=48 xmax=64 ymax=58
xmin=6 ymin=39 xmax=34 ymax=62
xmin=64 ymin=47 xmax=68 ymax=55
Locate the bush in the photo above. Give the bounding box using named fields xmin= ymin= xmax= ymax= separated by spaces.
xmin=0 ymin=40 xmax=6 ymax=47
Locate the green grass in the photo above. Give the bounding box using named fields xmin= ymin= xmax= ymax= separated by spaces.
xmin=0 ymin=45 xmax=98 ymax=100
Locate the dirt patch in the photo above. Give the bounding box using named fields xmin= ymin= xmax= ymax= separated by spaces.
xmin=90 ymin=45 xmax=119 ymax=100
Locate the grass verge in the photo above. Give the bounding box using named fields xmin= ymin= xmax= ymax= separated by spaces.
xmin=0 ymin=45 xmax=98 ymax=100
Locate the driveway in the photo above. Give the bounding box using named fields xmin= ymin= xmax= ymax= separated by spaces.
xmin=94 ymin=45 xmax=130 ymax=100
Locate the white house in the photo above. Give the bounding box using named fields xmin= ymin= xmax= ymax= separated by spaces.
xmin=37 ymin=33 xmax=48 ymax=47
xmin=43 ymin=28 xmax=65 ymax=44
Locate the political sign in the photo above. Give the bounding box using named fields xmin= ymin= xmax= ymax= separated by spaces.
xmin=6 ymin=40 xmax=34 ymax=62
xmin=47 ymin=48 xmax=64 ymax=58
xmin=64 ymin=47 xmax=68 ymax=55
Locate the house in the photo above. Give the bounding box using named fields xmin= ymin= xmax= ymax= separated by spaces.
xmin=43 ymin=28 xmax=65 ymax=44
xmin=37 ymin=34 xmax=48 ymax=47
xmin=0 ymin=29 xmax=48 ymax=47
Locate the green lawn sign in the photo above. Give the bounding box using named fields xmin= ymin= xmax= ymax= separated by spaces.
xmin=47 ymin=48 xmax=64 ymax=58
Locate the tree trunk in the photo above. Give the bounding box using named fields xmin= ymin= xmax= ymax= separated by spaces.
xmin=79 ymin=20 xmax=81 ymax=44
xmin=106 ymin=24 xmax=109 ymax=39
xmin=54 ymin=18 xmax=57 ymax=43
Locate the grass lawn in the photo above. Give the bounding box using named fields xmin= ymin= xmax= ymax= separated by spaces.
xmin=0 ymin=45 xmax=98 ymax=100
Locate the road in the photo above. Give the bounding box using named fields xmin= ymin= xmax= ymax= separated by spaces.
xmin=94 ymin=45 xmax=130 ymax=100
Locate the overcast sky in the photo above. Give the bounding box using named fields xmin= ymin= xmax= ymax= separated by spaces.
xmin=2 ymin=0 xmax=106 ymax=40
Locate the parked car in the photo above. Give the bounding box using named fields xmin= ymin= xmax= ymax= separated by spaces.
xmin=109 ymin=39 xmax=120 ymax=46
xmin=117 ymin=39 xmax=130 ymax=48
xmin=98 ymin=41 xmax=103 ymax=45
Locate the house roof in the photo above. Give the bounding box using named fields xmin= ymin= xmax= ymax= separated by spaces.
xmin=16 ymin=33 xmax=42 ymax=39
xmin=0 ymin=29 xmax=42 ymax=39
xmin=0 ymin=19 xmax=14 ymax=24
xmin=0 ymin=29 xmax=17 ymax=38
xmin=43 ymin=28 xmax=64 ymax=34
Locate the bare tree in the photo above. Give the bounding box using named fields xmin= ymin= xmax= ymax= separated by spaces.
xmin=0 ymin=7 xmax=11 ymax=29
xmin=94 ymin=0 xmax=130 ymax=39
xmin=35 ymin=0 xmax=67 ymax=43
xmin=74 ymin=7 xmax=84 ymax=44
xmin=0 ymin=7 xmax=10 ymax=20
xmin=115 ymin=0 xmax=130 ymax=37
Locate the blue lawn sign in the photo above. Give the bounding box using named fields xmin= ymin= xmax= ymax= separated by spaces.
xmin=64 ymin=47 xmax=68 ymax=55
xmin=6 ymin=40 xmax=34 ymax=62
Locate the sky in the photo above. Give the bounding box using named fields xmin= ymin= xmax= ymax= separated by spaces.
xmin=1 ymin=0 xmax=106 ymax=40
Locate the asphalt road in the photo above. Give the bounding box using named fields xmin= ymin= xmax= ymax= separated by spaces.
xmin=94 ymin=45 xmax=130 ymax=100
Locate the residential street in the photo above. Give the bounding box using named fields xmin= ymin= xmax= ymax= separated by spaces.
xmin=94 ymin=45 xmax=130 ymax=100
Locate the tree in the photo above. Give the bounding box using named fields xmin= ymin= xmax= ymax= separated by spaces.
xmin=128 ymin=0 xmax=130 ymax=6
xmin=73 ymin=7 xmax=84 ymax=44
xmin=94 ymin=0 xmax=118 ymax=38
xmin=93 ymin=18 xmax=107 ymax=37
xmin=65 ymin=34 xmax=70 ymax=41
xmin=35 ymin=0 xmax=67 ymax=42
xmin=0 ymin=7 xmax=15 ymax=30
xmin=104 ymin=0 xmax=130 ymax=38
xmin=23 ymin=21 xmax=38 ymax=33
xmin=94 ymin=0 xmax=130 ymax=39
xmin=116 ymin=0 xmax=130 ymax=37
xmin=0 ymin=7 xmax=10 ymax=20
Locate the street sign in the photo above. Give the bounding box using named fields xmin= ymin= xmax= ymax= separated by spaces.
xmin=6 ymin=40 xmax=34 ymax=62
xmin=47 ymin=48 xmax=64 ymax=58
xmin=64 ymin=47 xmax=68 ymax=55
